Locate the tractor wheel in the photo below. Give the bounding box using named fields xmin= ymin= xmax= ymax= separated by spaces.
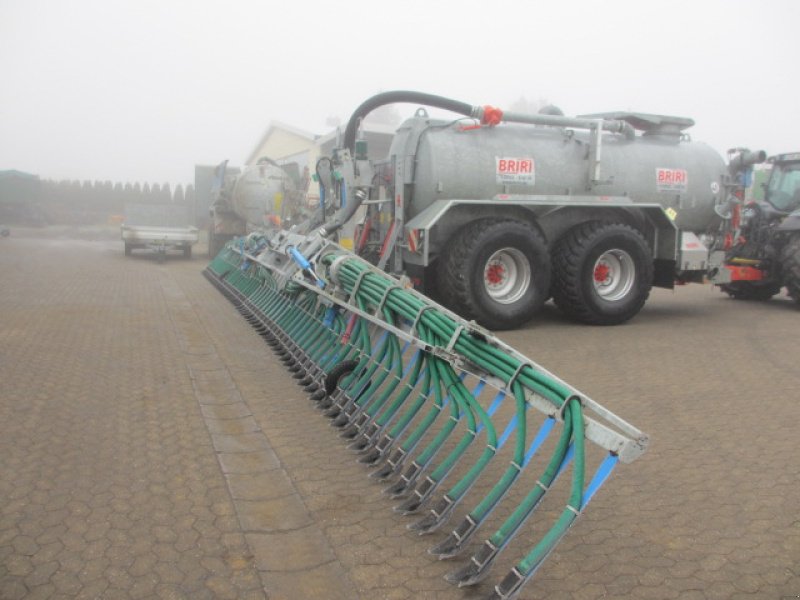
xmin=552 ymin=221 xmax=653 ymax=325
xmin=781 ymin=236 xmax=800 ymax=304
xmin=324 ymin=360 xmax=360 ymax=396
xmin=720 ymin=282 xmax=781 ymax=301
xmin=438 ymin=219 xmax=551 ymax=330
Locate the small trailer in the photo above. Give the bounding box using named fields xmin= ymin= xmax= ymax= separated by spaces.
xmin=121 ymin=203 xmax=198 ymax=261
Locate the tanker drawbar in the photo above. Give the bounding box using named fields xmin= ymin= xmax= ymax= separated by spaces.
xmin=204 ymin=229 xmax=649 ymax=599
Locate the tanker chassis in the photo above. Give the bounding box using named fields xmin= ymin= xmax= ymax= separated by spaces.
xmin=218 ymin=91 xmax=800 ymax=329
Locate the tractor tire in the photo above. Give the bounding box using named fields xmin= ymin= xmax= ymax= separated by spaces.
xmin=781 ymin=236 xmax=800 ymax=304
xmin=552 ymin=221 xmax=653 ymax=325
xmin=720 ymin=282 xmax=781 ymax=301
xmin=324 ymin=360 xmax=360 ymax=396
xmin=438 ymin=219 xmax=551 ymax=330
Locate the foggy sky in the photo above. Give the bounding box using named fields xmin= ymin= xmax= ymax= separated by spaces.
xmin=1 ymin=0 xmax=798 ymax=186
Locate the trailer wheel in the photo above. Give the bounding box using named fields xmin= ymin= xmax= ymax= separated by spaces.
xmin=781 ymin=236 xmax=800 ymax=304
xmin=720 ymin=282 xmax=781 ymax=301
xmin=553 ymin=221 xmax=653 ymax=325
xmin=439 ymin=219 xmax=551 ymax=330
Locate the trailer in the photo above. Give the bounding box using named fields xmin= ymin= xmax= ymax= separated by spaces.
xmin=121 ymin=203 xmax=198 ymax=261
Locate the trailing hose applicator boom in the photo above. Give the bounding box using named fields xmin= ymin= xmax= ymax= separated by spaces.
xmin=204 ymin=227 xmax=649 ymax=599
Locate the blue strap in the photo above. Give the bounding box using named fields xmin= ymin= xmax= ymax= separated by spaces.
xmin=322 ymin=307 xmax=337 ymax=328
xmin=522 ymin=416 xmax=557 ymax=465
xmin=477 ymin=389 xmax=506 ymax=434
xmin=581 ymin=454 xmax=618 ymax=509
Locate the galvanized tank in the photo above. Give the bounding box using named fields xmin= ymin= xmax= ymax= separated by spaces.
xmin=408 ymin=116 xmax=727 ymax=233
xmin=230 ymin=162 xmax=295 ymax=228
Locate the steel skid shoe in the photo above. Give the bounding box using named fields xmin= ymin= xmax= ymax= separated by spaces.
xmin=409 ymin=493 xmax=459 ymax=534
xmin=360 ymin=433 xmax=397 ymax=467
xmin=483 ymin=567 xmax=529 ymax=600
xmin=394 ymin=474 xmax=441 ymax=514
xmin=444 ymin=539 xmax=502 ymax=587
xmin=383 ymin=456 xmax=426 ymax=497
xmin=370 ymin=447 xmax=406 ymax=480
xmin=429 ymin=515 xmax=481 ymax=559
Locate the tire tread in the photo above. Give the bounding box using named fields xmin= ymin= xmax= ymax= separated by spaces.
xmin=552 ymin=221 xmax=652 ymax=325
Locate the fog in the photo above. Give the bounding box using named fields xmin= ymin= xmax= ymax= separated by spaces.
xmin=1 ymin=0 xmax=798 ymax=185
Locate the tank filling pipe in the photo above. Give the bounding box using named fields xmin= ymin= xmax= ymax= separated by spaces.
xmin=492 ymin=109 xmax=636 ymax=139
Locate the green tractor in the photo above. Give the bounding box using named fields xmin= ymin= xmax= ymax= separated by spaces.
xmin=720 ymin=152 xmax=800 ymax=302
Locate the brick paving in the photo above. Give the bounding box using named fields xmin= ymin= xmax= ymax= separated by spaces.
xmin=1 ymin=230 xmax=798 ymax=599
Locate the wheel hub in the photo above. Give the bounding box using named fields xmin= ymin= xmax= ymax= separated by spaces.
xmin=593 ymin=262 xmax=611 ymax=284
xmin=483 ymin=248 xmax=532 ymax=305
xmin=486 ymin=263 xmax=506 ymax=285
xmin=592 ymin=249 xmax=635 ymax=301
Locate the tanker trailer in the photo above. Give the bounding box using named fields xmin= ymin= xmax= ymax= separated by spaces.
xmin=309 ymin=91 xmax=756 ymax=329
xmin=207 ymin=157 xmax=306 ymax=257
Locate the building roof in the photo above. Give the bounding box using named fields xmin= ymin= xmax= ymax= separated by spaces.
xmin=0 ymin=169 xmax=40 ymax=180
xmin=245 ymin=121 xmax=319 ymax=165
xmin=245 ymin=120 xmax=399 ymax=165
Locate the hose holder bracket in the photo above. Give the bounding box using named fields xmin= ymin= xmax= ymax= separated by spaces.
xmin=374 ymin=284 xmax=402 ymax=317
xmin=559 ymin=394 xmax=584 ymax=422
xmin=348 ymin=269 xmax=372 ymax=304
xmin=506 ymin=361 xmax=534 ymax=392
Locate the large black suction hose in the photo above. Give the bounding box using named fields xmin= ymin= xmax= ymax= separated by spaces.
xmin=319 ymin=91 xmax=477 ymax=238
xmin=342 ymin=91 xmax=475 ymax=152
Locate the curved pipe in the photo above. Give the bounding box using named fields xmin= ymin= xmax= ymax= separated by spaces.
xmin=728 ymin=149 xmax=766 ymax=174
xmin=323 ymin=91 xmax=476 ymax=238
xmin=343 ymin=90 xmax=476 ymax=153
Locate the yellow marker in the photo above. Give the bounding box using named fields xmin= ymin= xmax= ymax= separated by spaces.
xmin=339 ymin=237 xmax=354 ymax=250
xmin=273 ymin=192 xmax=283 ymax=213
xmin=665 ymin=207 xmax=677 ymax=221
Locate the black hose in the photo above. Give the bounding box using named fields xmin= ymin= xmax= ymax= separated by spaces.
xmin=321 ymin=91 xmax=476 ymax=237
xmin=343 ymin=90 xmax=476 ymax=153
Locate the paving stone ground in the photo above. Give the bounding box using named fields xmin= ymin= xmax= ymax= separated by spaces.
xmin=1 ymin=229 xmax=798 ymax=600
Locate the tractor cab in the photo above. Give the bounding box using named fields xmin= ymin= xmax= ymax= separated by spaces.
xmin=765 ymin=153 xmax=800 ymax=213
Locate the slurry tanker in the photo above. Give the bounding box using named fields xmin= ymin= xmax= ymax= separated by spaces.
xmin=207 ymin=158 xmax=307 ymax=258
xmin=211 ymin=91 xmax=800 ymax=329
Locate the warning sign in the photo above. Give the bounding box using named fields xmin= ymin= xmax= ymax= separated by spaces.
xmin=656 ymin=168 xmax=688 ymax=193
xmin=496 ymin=157 xmax=535 ymax=185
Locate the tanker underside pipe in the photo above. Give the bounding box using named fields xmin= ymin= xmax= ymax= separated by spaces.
xmin=203 ymin=231 xmax=648 ymax=599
